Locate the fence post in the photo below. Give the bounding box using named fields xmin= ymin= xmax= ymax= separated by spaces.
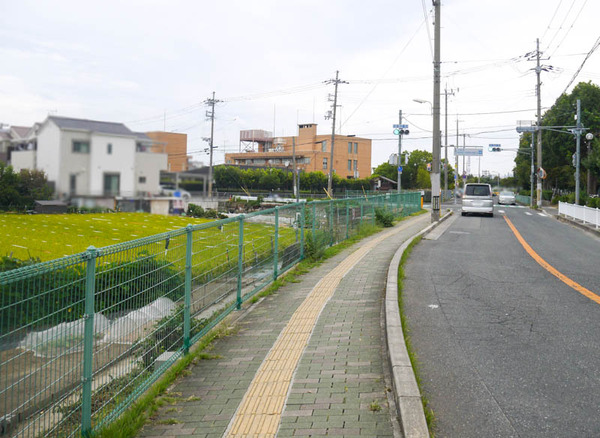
xmin=183 ymin=225 xmax=193 ymax=354
xmin=345 ymin=200 xmax=350 ymax=240
xmin=312 ymin=202 xmax=316 ymax=241
xmin=274 ymin=207 xmax=279 ymax=280
xmin=300 ymin=204 xmax=305 ymax=260
xmin=329 ymin=200 xmax=334 ymax=246
xmin=81 ymin=246 xmax=97 ymax=437
xmin=237 ymin=216 xmax=244 ymax=310
xmin=360 ymin=202 xmax=363 ymax=228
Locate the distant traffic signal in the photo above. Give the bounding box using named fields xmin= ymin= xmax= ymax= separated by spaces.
xmin=393 ymin=128 xmax=410 ymax=135
xmin=488 ymin=144 xmax=502 ymax=152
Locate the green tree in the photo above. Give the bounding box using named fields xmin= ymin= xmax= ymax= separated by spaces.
xmin=372 ymin=162 xmax=397 ymax=181
xmin=514 ymin=81 xmax=600 ymax=194
xmin=0 ymin=163 xmax=20 ymax=210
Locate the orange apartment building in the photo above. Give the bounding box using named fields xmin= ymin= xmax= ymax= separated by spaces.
xmin=146 ymin=131 xmax=189 ymax=172
xmin=224 ymin=124 xmax=372 ymax=179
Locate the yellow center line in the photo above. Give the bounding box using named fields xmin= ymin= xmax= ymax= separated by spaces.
xmin=225 ymin=216 xmax=427 ymax=437
xmin=504 ymin=215 xmax=600 ymax=305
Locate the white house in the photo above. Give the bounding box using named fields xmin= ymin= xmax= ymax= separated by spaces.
xmin=11 ymin=116 xmax=167 ymax=206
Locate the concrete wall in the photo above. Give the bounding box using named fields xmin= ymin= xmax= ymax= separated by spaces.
xmin=135 ymin=151 xmax=168 ymax=195
xmin=10 ymin=150 xmax=36 ymax=172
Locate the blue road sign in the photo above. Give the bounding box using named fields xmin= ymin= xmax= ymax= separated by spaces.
xmin=397 ymin=166 xmax=403 ymax=172
xmin=393 ymin=124 xmax=409 ymax=129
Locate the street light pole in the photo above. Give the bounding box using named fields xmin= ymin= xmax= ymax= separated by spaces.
xmin=535 ymin=38 xmax=543 ymax=208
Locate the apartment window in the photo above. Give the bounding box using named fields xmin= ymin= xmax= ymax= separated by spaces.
xmin=348 ymin=160 xmax=352 ymax=171
xmin=354 ymin=160 xmax=358 ymax=170
xmin=321 ymin=141 xmax=327 ymax=152
xmin=354 ymin=142 xmax=358 ymax=154
xmin=72 ymin=140 xmax=90 ymax=153
xmin=107 ymin=143 xmax=113 ymax=154
xmin=103 ymin=173 xmax=120 ymax=196
xmin=322 ymin=157 xmax=328 ymax=169
xmin=348 ymin=142 xmax=352 ymax=154
xmin=138 ymin=176 xmax=147 ymax=184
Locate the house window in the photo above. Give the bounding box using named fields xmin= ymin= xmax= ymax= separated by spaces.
xmin=107 ymin=143 xmax=113 ymax=155
xmin=139 ymin=176 xmax=146 ymax=184
xmin=354 ymin=142 xmax=358 ymax=154
xmin=69 ymin=174 xmax=77 ymax=195
xmin=321 ymin=141 xmax=327 ymax=152
xmin=103 ymin=173 xmax=120 ymax=196
xmin=354 ymin=160 xmax=358 ymax=170
xmin=348 ymin=160 xmax=352 ymax=170
xmin=322 ymin=157 xmax=328 ymax=169
xmin=72 ymin=141 xmax=90 ymax=153
xmin=348 ymin=142 xmax=352 ymax=154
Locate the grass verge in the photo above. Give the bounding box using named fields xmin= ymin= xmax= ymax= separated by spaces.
xmin=397 ymin=234 xmax=436 ymax=435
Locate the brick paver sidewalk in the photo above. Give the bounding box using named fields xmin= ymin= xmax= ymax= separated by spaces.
xmin=138 ymin=214 xmax=430 ymax=438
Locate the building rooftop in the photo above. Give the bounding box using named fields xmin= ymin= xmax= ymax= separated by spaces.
xmin=48 ymin=116 xmax=133 ymax=136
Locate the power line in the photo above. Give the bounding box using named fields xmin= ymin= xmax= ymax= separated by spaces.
xmin=560 ymin=33 xmax=600 ymax=95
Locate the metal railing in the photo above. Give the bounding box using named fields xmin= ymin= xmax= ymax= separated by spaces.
xmin=0 ymin=192 xmax=421 ymax=438
xmin=558 ymin=201 xmax=600 ymax=229
xmin=515 ymin=194 xmax=531 ymax=205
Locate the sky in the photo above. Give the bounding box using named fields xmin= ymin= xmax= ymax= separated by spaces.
xmin=2 ymin=0 xmax=600 ymax=179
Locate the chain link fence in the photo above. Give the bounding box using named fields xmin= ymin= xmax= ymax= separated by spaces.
xmin=0 ymin=192 xmax=420 ymax=437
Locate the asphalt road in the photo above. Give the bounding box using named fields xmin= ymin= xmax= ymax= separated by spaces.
xmin=403 ymin=203 xmax=600 ymax=437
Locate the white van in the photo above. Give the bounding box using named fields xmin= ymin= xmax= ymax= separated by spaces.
xmin=461 ymin=183 xmax=494 ymax=217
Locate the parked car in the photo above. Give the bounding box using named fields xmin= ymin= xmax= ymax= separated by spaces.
xmin=498 ymin=190 xmax=516 ymax=205
xmin=461 ymin=183 xmax=494 ymax=217
xmin=159 ymin=185 xmax=191 ymax=201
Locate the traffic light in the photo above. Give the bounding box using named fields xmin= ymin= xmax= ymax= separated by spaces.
xmin=393 ymin=128 xmax=409 ymax=135
xmin=488 ymin=144 xmax=501 ymax=152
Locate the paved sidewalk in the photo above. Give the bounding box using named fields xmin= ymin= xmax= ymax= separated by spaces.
xmin=138 ymin=214 xmax=430 ymax=438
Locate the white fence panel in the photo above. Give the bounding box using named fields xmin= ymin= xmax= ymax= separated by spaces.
xmin=558 ymin=201 xmax=600 ymax=229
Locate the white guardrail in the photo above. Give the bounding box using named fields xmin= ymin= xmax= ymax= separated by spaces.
xmin=558 ymin=201 xmax=600 ymax=229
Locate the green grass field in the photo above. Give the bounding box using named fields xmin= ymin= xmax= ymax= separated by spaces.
xmin=0 ymin=213 xmax=215 ymax=261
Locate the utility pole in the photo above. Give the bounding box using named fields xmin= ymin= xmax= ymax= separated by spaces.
xmin=535 ymin=38 xmax=543 ymax=208
xmin=443 ymin=87 xmax=455 ymax=200
xmin=575 ymin=99 xmax=582 ymax=204
xmin=204 ymin=92 xmax=221 ymax=198
xmin=325 ymin=71 xmax=347 ymax=196
xmin=530 ymin=131 xmax=535 ymax=207
xmin=431 ymin=0 xmax=441 ymax=222
xmin=292 ymin=137 xmax=298 ymax=202
xmin=398 ymin=110 xmax=403 ymax=193
xmin=454 ymin=118 xmax=459 ymax=204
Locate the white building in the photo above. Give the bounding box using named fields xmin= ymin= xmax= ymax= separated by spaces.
xmin=11 ymin=116 xmax=167 ymax=206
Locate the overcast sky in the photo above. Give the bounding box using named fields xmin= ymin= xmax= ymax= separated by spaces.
xmin=2 ymin=0 xmax=600 ymax=178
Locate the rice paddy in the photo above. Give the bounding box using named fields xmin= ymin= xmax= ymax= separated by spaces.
xmin=0 ymin=213 xmax=215 ymax=261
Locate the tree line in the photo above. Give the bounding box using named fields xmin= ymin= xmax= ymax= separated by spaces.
xmin=213 ymin=149 xmax=455 ymax=193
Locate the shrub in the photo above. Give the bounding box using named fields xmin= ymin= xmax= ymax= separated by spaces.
xmin=375 ymin=207 xmax=394 ymax=227
xmin=303 ymin=231 xmax=327 ymax=261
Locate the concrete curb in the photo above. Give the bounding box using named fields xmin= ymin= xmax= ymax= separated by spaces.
xmin=385 ymin=210 xmax=453 ymax=438
xmin=552 ymin=212 xmax=600 ymax=238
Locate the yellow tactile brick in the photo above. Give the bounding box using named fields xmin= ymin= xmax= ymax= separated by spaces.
xmin=225 ymin=224 xmax=409 ymax=437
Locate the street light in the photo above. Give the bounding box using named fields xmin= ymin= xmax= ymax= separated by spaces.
xmin=413 ymin=99 xmax=433 ymax=114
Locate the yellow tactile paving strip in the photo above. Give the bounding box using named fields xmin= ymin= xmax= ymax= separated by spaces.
xmin=225 ymin=219 xmax=424 ymax=437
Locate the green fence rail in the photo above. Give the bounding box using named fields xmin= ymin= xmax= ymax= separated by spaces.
xmin=515 ymin=194 xmax=531 ymax=206
xmin=0 ymin=192 xmax=421 ymax=437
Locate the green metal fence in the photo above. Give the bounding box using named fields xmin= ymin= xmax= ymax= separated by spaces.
xmin=515 ymin=194 xmax=531 ymax=206
xmin=0 ymin=192 xmax=420 ymax=437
